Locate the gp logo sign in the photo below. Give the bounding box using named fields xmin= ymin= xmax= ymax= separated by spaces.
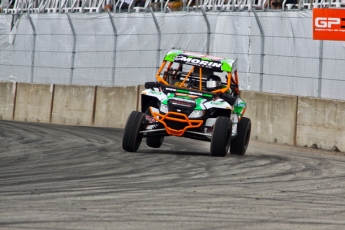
xmin=315 ymin=18 xmax=341 ymax=28
xmin=313 ymin=9 xmax=345 ymax=41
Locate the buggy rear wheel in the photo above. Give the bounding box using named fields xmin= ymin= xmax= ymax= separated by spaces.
xmin=230 ymin=117 xmax=251 ymax=155
xmin=146 ymin=136 xmax=164 ymax=148
xmin=210 ymin=116 xmax=232 ymax=157
xmin=122 ymin=111 xmax=145 ymax=152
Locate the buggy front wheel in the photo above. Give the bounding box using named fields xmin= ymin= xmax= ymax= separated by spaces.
xmin=122 ymin=111 xmax=145 ymax=152
xmin=210 ymin=116 xmax=232 ymax=157
xmin=230 ymin=117 xmax=251 ymax=155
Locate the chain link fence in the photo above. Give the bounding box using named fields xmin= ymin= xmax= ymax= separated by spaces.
xmin=0 ymin=10 xmax=344 ymax=100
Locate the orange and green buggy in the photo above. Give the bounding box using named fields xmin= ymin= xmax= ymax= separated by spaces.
xmin=122 ymin=49 xmax=251 ymax=157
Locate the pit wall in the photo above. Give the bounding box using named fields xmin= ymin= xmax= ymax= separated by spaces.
xmin=0 ymin=82 xmax=344 ymax=153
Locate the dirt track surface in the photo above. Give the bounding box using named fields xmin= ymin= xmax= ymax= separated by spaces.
xmin=1 ymin=120 xmax=345 ymax=230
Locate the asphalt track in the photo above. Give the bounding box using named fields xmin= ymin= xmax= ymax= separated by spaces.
xmin=1 ymin=120 xmax=345 ymax=230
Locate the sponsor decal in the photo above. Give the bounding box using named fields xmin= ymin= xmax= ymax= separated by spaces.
xmin=202 ymin=93 xmax=213 ymax=98
xmin=210 ymin=101 xmax=225 ymax=106
xmin=177 ymin=89 xmax=200 ymax=96
xmin=176 ymin=89 xmax=213 ymax=98
xmin=145 ymin=114 xmax=156 ymax=123
xmin=176 ymin=93 xmax=198 ymax=99
xmin=174 ymin=55 xmax=222 ymax=69
xmin=171 ymin=101 xmax=194 ymax=107
xmin=176 ymin=89 xmax=191 ymax=94
xmin=166 ymin=87 xmax=213 ymax=98
xmin=149 ymin=90 xmax=162 ymax=95
xmin=313 ymin=8 xmax=345 ymax=41
xmin=166 ymin=87 xmax=177 ymax=92
xmin=171 ymin=97 xmax=195 ymax=103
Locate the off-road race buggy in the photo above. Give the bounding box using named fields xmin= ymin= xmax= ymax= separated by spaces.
xmin=122 ymin=50 xmax=251 ymax=157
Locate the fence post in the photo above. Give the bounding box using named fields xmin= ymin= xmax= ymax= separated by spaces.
xmin=182 ymin=0 xmax=187 ymax=11
xmin=252 ymin=8 xmax=265 ymax=92
xmin=150 ymin=7 xmax=162 ymax=71
xmin=248 ymin=0 xmax=252 ymax=11
xmin=107 ymin=11 xmax=118 ymax=86
xmin=66 ymin=13 xmax=76 ymax=85
xmin=27 ymin=13 xmax=36 ymax=83
xmin=201 ymin=8 xmax=210 ymax=55
xmin=318 ymin=40 xmax=323 ymax=98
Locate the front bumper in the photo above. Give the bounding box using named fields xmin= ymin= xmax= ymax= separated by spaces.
xmin=152 ymin=110 xmax=203 ymax=137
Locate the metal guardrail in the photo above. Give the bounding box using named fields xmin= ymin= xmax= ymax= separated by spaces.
xmin=2 ymin=0 xmax=344 ymax=14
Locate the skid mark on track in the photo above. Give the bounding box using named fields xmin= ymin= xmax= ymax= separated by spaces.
xmin=1 ymin=120 xmax=345 ymax=230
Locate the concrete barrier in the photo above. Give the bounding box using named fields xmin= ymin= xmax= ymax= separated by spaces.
xmin=296 ymin=96 xmax=345 ymax=152
xmin=0 ymin=82 xmax=16 ymax=120
xmin=51 ymin=85 xmax=95 ymax=126
xmin=14 ymin=83 xmax=53 ymax=123
xmin=94 ymin=86 xmax=138 ymax=128
xmin=1 ymin=81 xmax=345 ymax=153
xmin=138 ymin=84 xmax=146 ymax=112
xmin=241 ymin=91 xmax=298 ymax=145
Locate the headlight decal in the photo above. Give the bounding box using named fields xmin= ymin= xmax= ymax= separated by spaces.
xmin=189 ymin=110 xmax=205 ymax=118
xmin=160 ymin=103 xmax=169 ymax=113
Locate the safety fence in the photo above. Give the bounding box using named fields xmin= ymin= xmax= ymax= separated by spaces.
xmin=0 ymin=10 xmax=345 ymax=100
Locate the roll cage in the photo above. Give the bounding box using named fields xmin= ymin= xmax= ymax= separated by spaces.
xmin=156 ymin=50 xmax=240 ymax=95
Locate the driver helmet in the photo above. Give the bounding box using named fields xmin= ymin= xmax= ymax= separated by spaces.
xmin=206 ymin=75 xmax=222 ymax=90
